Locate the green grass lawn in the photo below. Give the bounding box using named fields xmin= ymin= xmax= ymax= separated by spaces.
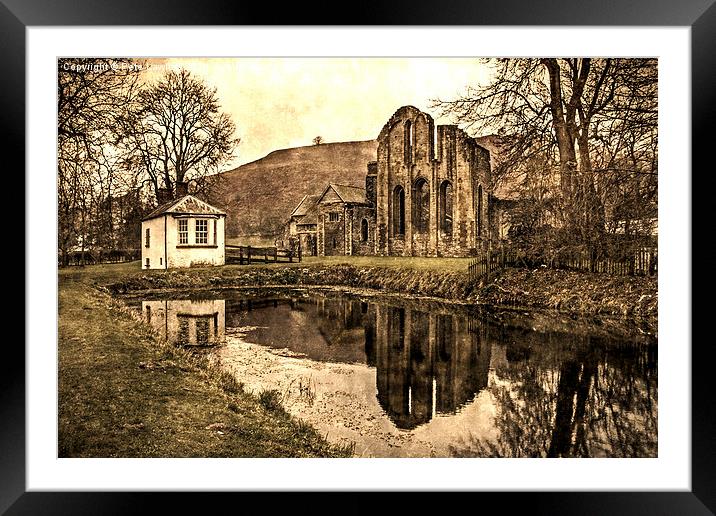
xmin=59 ymin=254 xmax=474 ymax=283
xmin=58 ymin=266 xmax=352 ymax=457
xmin=300 ymin=255 xmax=473 ymax=272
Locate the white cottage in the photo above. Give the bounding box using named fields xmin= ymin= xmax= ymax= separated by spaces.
xmin=141 ymin=194 xmax=226 ymax=269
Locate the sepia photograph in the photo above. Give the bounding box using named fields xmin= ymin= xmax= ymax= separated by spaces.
xmin=56 ymin=56 xmax=659 ymax=460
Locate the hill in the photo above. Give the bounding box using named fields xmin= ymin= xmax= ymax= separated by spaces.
xmin=209 ymin=140 xmax=378 ymax=243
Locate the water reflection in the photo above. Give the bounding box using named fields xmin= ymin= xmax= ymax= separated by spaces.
xmin=376 ymin=307 xmax=491 ymax=429
xmin=132 ymin=291 xmax=657 ymax=457
xmin=449 ymin=334 xmax=658 ymax=458
xmin=142 ymin=299 xmax=225 ymax=346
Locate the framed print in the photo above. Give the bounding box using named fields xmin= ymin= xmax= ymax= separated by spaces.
xmin=11 ymin=0 xmax=710 ymax=514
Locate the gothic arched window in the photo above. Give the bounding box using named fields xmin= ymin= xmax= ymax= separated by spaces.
xmin=413 ymin=178 xmax=430 ymax=234
xmin=477 ymin=185 xmax=483 ymax=238
xmin=392 ymin=186 xmax=405 ymax=236
xmin=404 ymin=120 xmax=413 ymax=164
xmin=439 ymin=180 xmax=453 ymax=236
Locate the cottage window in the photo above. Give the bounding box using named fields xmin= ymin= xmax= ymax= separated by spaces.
xmin=178 ymin=318 xmax=189 ymax=345
xmin=178 ymin=219 xmax=188 ymax=244
xmin=145 ymin=228 xmax=150 ymax=248
xmin=329 ymin=212 xmax=339 ymax=222
xmin=196 ymin=318 xmax=210 ymax=345
xmin=195 ymin=219 xmax=208 ymax=244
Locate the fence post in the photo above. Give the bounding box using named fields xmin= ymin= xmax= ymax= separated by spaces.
xmin=298 ymin=244 xmax=302 ymax=263
xmin=649 ymin=250 xmax=655 ymax=275
xmin=239 ymin=247 xmax=243 ymax=265
xmin=247 ymin=246 xmax=252 ymax=264
xmin=629 ymin=252 xmax=635 ymax=276
xmin=274 ymin=247 xmax=278 ymax=263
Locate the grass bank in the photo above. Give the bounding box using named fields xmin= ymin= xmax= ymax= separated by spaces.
xmin=100 ymin=257 xmax=657 ymax=322
xmin=58 ymin=270 xmax=352 ymax=457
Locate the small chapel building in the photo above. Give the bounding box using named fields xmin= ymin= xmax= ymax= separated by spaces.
xmin=141 ymin=183 xmax=226 ymax=270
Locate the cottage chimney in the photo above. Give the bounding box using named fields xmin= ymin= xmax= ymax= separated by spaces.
xmin=365 ymin=161 xmax=378 ymax=208
xmin=156 ymin=187 xmax=173 ymax=204
xmin=176 ymin=181 xmax=189 ymax=198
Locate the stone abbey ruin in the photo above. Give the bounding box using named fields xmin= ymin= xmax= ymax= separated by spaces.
xmin=289 ymin=105 xmax=494 ymax=258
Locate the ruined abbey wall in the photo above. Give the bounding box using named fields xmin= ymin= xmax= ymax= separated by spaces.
xmin=374 ymin=106 xmax=491 ymax=258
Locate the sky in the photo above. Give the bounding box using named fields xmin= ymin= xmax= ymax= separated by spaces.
xmin=142 ymin=58 xmax=492 ymax=167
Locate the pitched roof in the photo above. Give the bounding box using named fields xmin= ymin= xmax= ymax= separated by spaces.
xmin=318 ymin=183 xmax=368 ymax=205
xmin=142 ymin=195 xmax=226 ymax=221
xmin=297 ymin=202 xmax=320 ymax=224
xmin=291 ymin=194 xmax=321 ymax=218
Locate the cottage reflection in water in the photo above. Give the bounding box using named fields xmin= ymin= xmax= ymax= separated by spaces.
xmin=142 ymin=299 xmax=225 ymax=346
xmin=133 ymin=292 xmax=656 ymax=456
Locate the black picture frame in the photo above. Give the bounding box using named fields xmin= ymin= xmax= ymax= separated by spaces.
xmin=10 ymin=1 xmax=708 ymax=513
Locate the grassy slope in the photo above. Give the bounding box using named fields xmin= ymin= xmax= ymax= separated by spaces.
xmin=58 ymin=265 xmax=351 ymax=457
xmin=209 ymin=140 xmax=377 ymax=240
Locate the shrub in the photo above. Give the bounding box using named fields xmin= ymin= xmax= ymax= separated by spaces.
xmin=258 ymin=389 xmax=283 ymax=412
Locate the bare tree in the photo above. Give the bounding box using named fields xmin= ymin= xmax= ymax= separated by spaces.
xmin=123 ymin=69 xmax=239 ymax=203
xmin=312 ymin=136 xmax=324 ymax=145
xmin=57 ymin=58 xmax=142 ymax=265
xmin=433 ymin=58 xmax=657 ymax=257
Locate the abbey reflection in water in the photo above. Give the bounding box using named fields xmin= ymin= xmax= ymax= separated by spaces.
xmin=376 ymin=306 xmax=491 ymax=429
xmin=222 ymin=296 xmax=494 ymax=430
xmin=224 ymin=293 xmax=657 ymax=454
xmin=136 ymin=292 xmax=657 ymax=457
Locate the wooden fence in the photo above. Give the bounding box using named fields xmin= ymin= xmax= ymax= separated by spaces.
xmin=468 ymin=246 xmax=657 ymax=282
xmin=468 ymin=248 xmax=506 ymax=282
xmin=553 ymin=247 xmax=657 ymax=276
xmin=225 ymin=245 xmax=301 ymax=265
xmin=59 ymin=249 xmax=140 ymax=267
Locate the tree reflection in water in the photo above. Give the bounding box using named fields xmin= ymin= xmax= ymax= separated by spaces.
xmin=450 ymin=333 xmax=657 ymax=458
xmin=137 ymin=292 xmax=657 ymax=457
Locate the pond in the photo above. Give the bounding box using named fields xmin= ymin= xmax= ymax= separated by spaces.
xmin=126 ymin=288 xmax=657 ymax=458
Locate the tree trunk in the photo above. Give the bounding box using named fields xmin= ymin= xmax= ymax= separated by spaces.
xmin=541 ymin=59 xmax=579 ymax=230
xmin=547 ymin=358 xmax=581 ymax=457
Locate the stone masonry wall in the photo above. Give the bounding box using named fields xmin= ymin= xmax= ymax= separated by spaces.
xmin=350 ymin=206 xmax=376 ymax=256
xmin=318 ymin=203 xmax=346 ymax=256
xmin=374 ymin=106 xmax=491 ymax=257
